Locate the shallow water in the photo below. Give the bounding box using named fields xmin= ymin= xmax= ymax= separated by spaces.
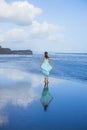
xmin=0 ymin=68 xmax=87 ymax=130
xmin=0 ymin=53 xmax=87 ymax=130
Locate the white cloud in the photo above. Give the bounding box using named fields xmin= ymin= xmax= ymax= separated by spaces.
xmin=0 ymin=21 xmax=64 ymax=42
xmin=0 ymin=0 xmax=42 ymax=25
xmin=0 ymin=85 xmax=40 ymax=108
xmin=0 ymin=68 xmax=62 ymax=110
xmin=0 ymin=0 xmax=65 ymax=48
xmin=0 ymin=67 xmax=60 ymax=125
xmin=0 ymin=68 xmax=28 ymax=80
xmin=5 ymin=28 xmax=29 ymax=42
xmin=31 ymin=21 xmax=63 ymax=34
xmin=30 ymin=21 xmax=64 ymax=41
xmin=0 ymin=34 xmax=4 ymax=42
xmin=0 ymin=68 xmax=41 ymax=109
xmin=0 ymin=69 xmax=63 ymax=126
xmin=0 ymin=77 xmax=40 ymax=125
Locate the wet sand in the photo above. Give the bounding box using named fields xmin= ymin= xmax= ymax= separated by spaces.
xmin=0 ymin=68 xmax=87 ymax=130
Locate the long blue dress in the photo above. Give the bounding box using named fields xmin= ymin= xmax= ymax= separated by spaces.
xmin=41 ymin=59 xmax=52 ymax=77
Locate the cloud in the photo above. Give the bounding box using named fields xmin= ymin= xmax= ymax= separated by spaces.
xmin=0 ymin=21 xmax=65 ymax=42
xmin=0 ymin=0 xmax=42 ymax=25
xmin=0 ymin=0 xmax=65 ymax=45
xmin=0 ymin=84 xmax=40 ymax=108
xmin=0 ymin=67 xmax=60 ymax=126
xmin=0 ymin=68 xmax=62 ymax=110
xmin=0 ymin=70 xmax=40 ymax=125
xmin=0 ymin=68 xmax=28 ymax=80
xmin=0 ymin=34 xmax=4 ymax=42
xmin=0 ymin=68 xmax=60 ymax=127
xmin=5 ymin=28 xmax=29 ymax=42
xmin=0 ymin=81 xmax=39 ymax=126
xmin=30 ymin=21 xmax=65 ymax=41
xmin=0 ymin=68 xmax=41 ymax=109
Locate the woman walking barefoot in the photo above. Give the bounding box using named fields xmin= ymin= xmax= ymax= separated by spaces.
xmin=40 ymin=52 xmax=53 ymax=86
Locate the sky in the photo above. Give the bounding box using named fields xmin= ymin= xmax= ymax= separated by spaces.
xmin=0 ymin=0 xmax=87 ymax=53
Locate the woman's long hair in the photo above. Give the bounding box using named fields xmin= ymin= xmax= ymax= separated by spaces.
xmin=44 ymin=51 xmax=49 ymax=59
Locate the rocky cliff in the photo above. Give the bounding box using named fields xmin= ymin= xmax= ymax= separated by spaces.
xmin=0 ymin=46 xmax=33 ymax=55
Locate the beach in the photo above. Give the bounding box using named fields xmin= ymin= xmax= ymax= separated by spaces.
xmin=0 ymin=54 xmax=87 ymax=130
xmin=0 ymin=0 xmax=87 ymax=129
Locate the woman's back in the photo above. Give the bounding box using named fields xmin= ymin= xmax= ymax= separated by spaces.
xmin=41 ymin=57 xmax=52 ymax=72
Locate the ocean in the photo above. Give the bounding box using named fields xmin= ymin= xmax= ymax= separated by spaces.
xmin=0 ymin=53 xmax=87 ymax=83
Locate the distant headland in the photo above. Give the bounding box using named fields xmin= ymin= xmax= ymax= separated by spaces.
xmin=0 ymin=46 xmax=33 ymax=55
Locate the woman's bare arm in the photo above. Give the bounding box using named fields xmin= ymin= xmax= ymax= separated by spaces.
xmin=40 ymin=57 xmax=44 ymax=66
xmin=48 ymin=58 xmax=53 ymax=67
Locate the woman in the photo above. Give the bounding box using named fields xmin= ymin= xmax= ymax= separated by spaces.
xmin=40 ymin=51 xmax=53 ymax=85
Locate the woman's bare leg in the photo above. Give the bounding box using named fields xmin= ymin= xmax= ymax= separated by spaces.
xmin=44 ymin=77 xmax=46 ymax=83
xmin=46 ymin=77 xmax=48 ymax=84
xmin=44 ymin=76 xmax=49 ymax=86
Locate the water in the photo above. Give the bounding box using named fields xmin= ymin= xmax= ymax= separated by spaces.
xmin=0 ymin=53 xmax=87 ymax=83
xmin=0 ymin=53 xmax=87 ymax=130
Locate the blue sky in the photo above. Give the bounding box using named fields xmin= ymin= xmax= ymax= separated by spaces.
xmin=0 ymin=0 xmax=87 ymax=53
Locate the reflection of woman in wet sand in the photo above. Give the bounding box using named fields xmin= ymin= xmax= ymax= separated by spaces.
xmin=40 ymin=52 xmax=53 ymax=85
xmin=40 ymin=84 xmax=53 ymax=111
